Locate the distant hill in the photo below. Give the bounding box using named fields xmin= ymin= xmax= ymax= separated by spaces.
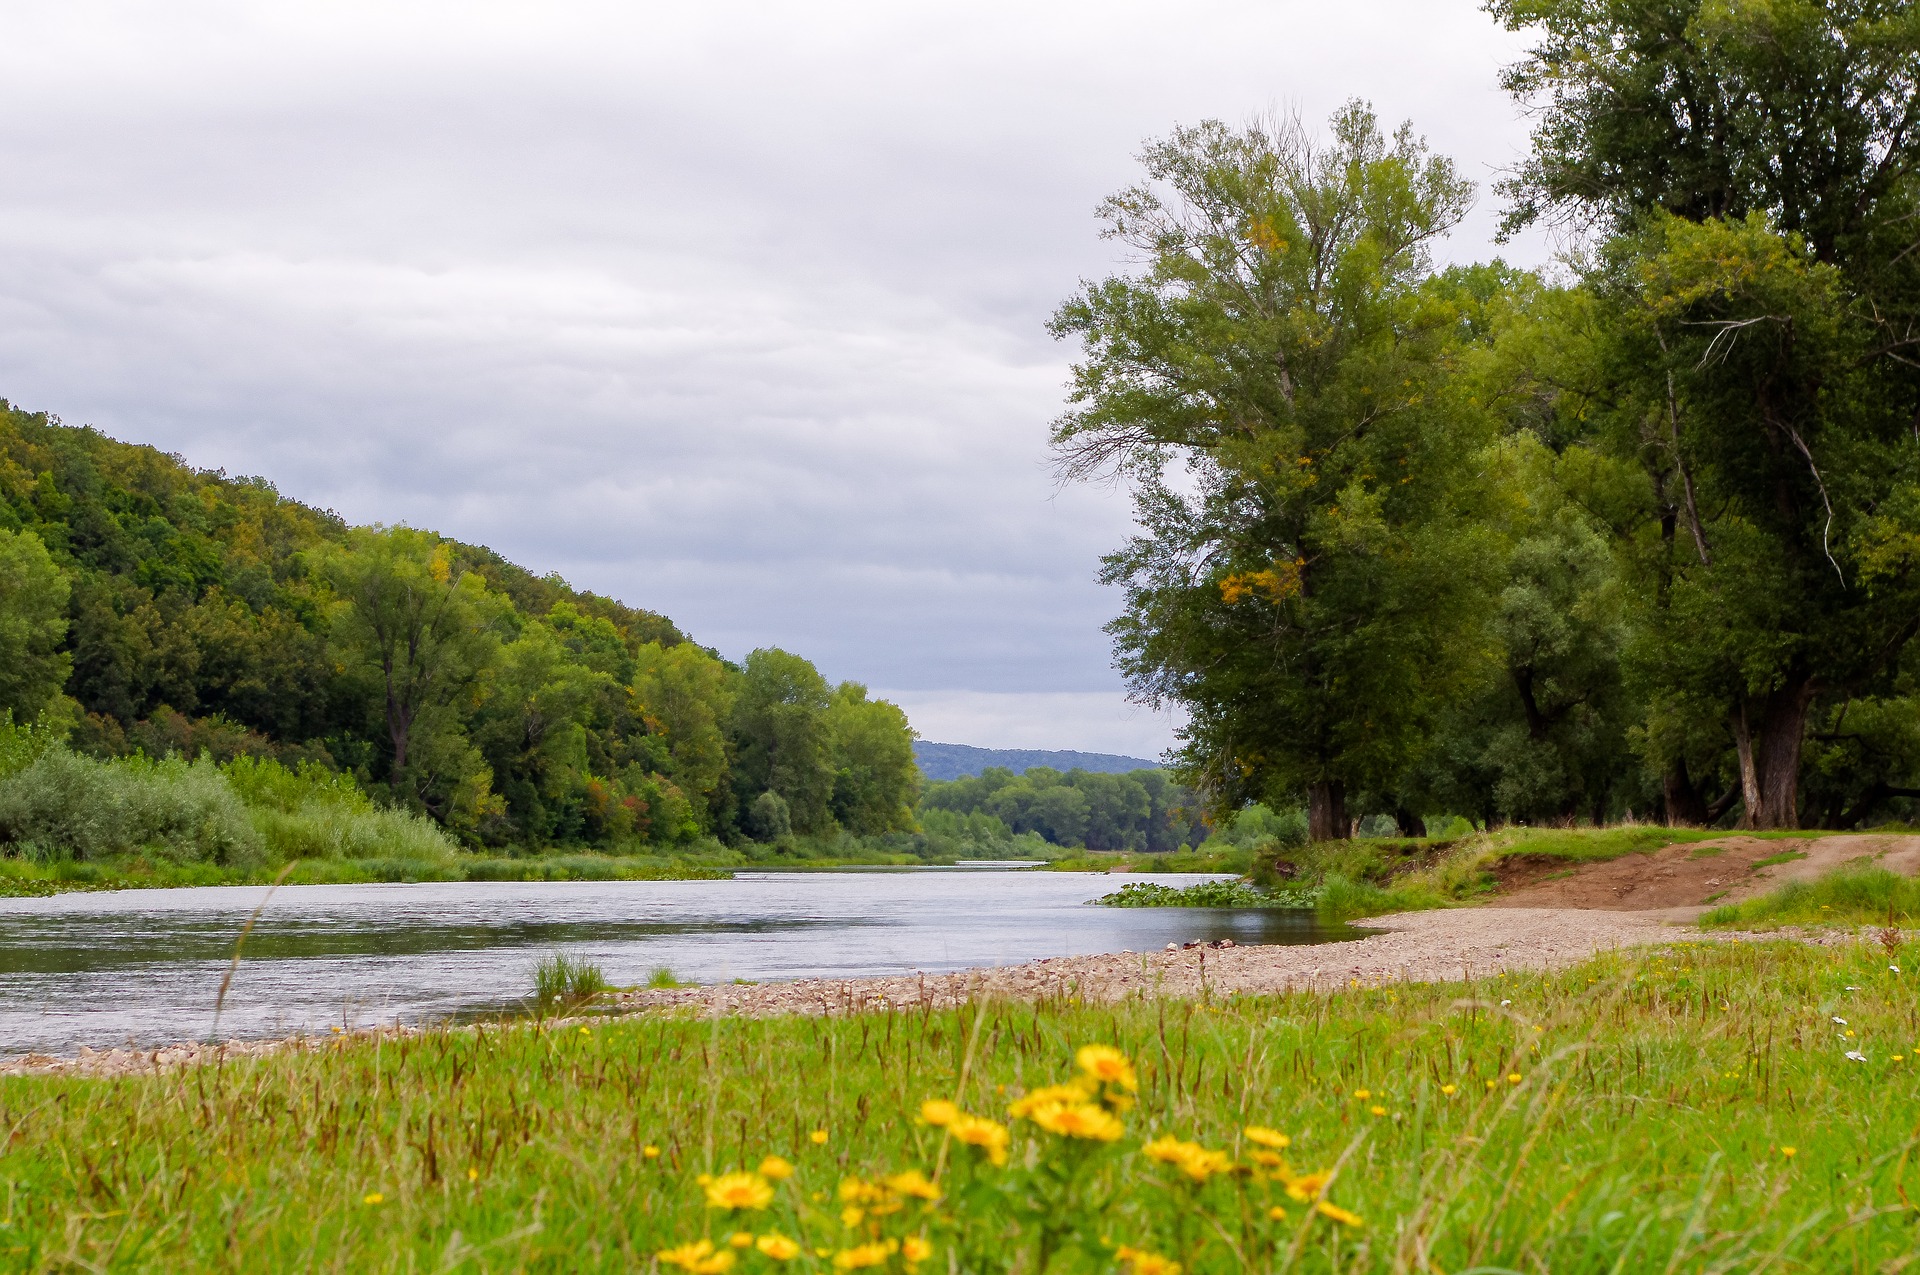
xmin=912 ymin=741 xmax=1162 ymax=782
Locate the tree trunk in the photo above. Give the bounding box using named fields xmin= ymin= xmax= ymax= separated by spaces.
xmin=1308 ymin=780 xmax=1348 ymax=842
xmin=1734 ymin=679 xmax=1815 ymax=830
xmin=1663 ymin=757 xmax=1709 ymax=826
xmin=1393 ymin=805 xmax=1425 ymax=838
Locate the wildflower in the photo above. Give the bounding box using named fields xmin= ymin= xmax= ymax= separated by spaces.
xmin=1143 ymin=1135 xmax=1232 ymax=1182
xmin=1076 ymin=1044 xmax=1139 ymax=1092
xmin=1846 ymin=1050 xmax=1867 ymax=1062
xmin=1895 ymin=1055 xmax=1905 ymax=1062
xmin=902 ymin=1236 xmax=933 ymax=1265
xmin=659 ymin=1240 xmax=737 ymax=1273
xmin=1845 ymin=1030 xmax=1856 ymax=1038
xmin=758 ymin=1156 xmax=794 ymax=1181
xmin=1832 ymin=1017 xmax=1847 ymax=1025
xmin=1030 ymin=1100 xmax=1125 ymax=1141
xmin=919 ymin=1099 xmax=959 ymax=1127
xmin=1249 ymin=1150 xmax=1285 ymax=1169
xmin=1780 ymin=1146 xmax=1797 ymax=1158
xmin=1244 ymin=1126 xmax=1290 ymax=1149
xmin=1283 ymin=1170 xmax=1332 ymax=1202
xmin=756 ymin=1233 xmax=801 ymax=1261
xmin=643 ymin=1145 xmax=662 ymax=1159
xmin=1485 ymin=1079 xmax=1498 ymax=1090
xmin=832 ymin=1242 xmax=892 ymax=1269
xmin=948 ymin=1114 xmax=1011 ymax=1165
xmin=729 ymin=1233 xmax=754 ymax=1249
xmin=704 ymin=1171 xmax=774 ymax=1211
xmin=1315 ymin=1201 xmax=1365 ymax=1227
xmin=1267 ymin=1205 xmax=1286 ymax=1221
xmin=840 ymin=1206 xmax=864 ymax=1227
xmin=1370 ymin=1105 xmax=1386 ymax=1116
xmin=810 ymin=1130 xmax=829 ymax=1144
xmin=1115 ymin=1245 xmax=1182 ymax=1275
xmin=1507 ymin=1073 xmax=1522 ymax=1084
xmin=1352 ymin=1088 xmax=1370 ymax=1100
xmin=884 ymin=1170 xmax=941 ymax=1201
xmin=579 ymin=1026 xmax=591 ymax=1035
xmin=362 ymin=1192 xmax=384 ymax=1206
xmin=1439 ymin=1084 xmax=1457 ymax=1096
xmin=1008 ymin=1083 xmax=1093 ymax=1119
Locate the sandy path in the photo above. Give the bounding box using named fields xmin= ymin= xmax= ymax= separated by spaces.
xmin=1492 ymin=833 xmax=1920 ymax=911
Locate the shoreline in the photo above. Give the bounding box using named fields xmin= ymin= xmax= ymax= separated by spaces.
xmin=1 ymin=905 xmax=1845 ymax=1079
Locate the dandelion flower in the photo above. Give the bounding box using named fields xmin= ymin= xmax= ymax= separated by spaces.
xmin=1008 ymin=1083 xmax=1093 ymax=1119
xmin=1030 ymin=1100 xmax=1125 ymax=1141
xmin=758 ymin=1156 xmax=794 ymax=1181
xmin=729 ymin=1233 xmax=754 ymax=1249
xmin=1370 ymin=1105 xmax=1386 ymax=1116
xmin=659 ymin=1240 xmax=737 ymax=1273
xmin=1076 ymin=1044 xmax=1139 ymax=1092
xmin=1115 ymin=1245 xmax=1183 ymax=1275
xmin=810 ymin=1130 xmax=829 ymax=1145
xmin=704 ymin=1171 xmax=774 ymax=1211
xmin=1780 ymin=1146 xmax=1797 ymax=1158
xmin=643 ymin=1145 xmax=661 ymax=1159
xmin=466 ymin=1167 xmax=479 ymax=1182
xmin=1507 ymin=1073 xmax=1523 ymax=1084
xmin=362 ymin=1192 xmax=384 ymax=1206
xmin=840 ymin=1206 xmax=864 ymax=1227
xmin=1267 ymin=1205 xmax=1286 ymax=1221
xmin=756 ymin=1233 xmax=801 ymax=1261
xmin=1244 ymin=1126 xmax=1290 ymax=1149
xmin=1315 ymin=1201 xmax=1365 ymax=1227
xmin=1485 ymin=1079 xmax=1498 ymax=1090
xmin=1283 ymin=1170 xmax=1332 ymax=1202
xmin=919 ymin=1099 xmax=959 ymax=1127
xmin=884 ymin=1170 xmax=941 ymax=1201
xmin=1352 ymin=1088 xmax=1370 ymax=1100
xmin=902 ymin=1236 xmax=933 ymax=1265
xmin=1440 ymin=1084 xmax=1457 ymax=1096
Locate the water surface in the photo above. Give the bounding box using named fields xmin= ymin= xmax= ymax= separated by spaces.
xmin=0 ymin=870 xmax=1360 ymax=1055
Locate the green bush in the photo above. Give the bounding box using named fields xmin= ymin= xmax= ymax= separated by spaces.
xmin=0 ymin=749 xmax=263 ymax=867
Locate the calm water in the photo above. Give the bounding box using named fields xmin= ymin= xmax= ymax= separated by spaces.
xmin=0 ymin=870 xmax=1362 ymax=1056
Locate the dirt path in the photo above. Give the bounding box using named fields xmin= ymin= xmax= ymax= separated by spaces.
xmin=1489 ymin=832 xmax=1920 ymax=914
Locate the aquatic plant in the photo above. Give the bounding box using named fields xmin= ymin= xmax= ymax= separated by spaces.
xmin=532 ymin=952 xmax=610 ymax=1010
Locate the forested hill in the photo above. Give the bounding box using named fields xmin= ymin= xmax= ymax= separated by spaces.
xmin=0 ymin=403 xmax=920 ymax=849
xmin=912 ymin=742 xmax=1160 ymax=782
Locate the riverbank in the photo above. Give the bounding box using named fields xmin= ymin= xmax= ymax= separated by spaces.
xmin=3 ymin=932 xmax=1912 ymax=1271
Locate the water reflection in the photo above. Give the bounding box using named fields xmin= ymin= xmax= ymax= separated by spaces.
xmin=0 ymin=870 xmax=1363 ymax=1055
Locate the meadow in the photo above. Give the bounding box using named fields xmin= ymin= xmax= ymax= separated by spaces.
xmin=3 ymin=937 xmax=1915 ymax=1272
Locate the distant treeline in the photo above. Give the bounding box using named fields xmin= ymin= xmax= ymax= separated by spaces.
xmin=0 ymin=405 xmax=918 ymax=853
xmin=921 ymin=766 xmax=1208 ymax=853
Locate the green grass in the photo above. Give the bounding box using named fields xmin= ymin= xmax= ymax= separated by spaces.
xmin=531 ymin=953 xmax=610 ymax=1011
xmin=0 ymin=851 xmax=732 ymax=895
xmin=1046 ymin=848 xmax=1255 ymax=874
xmin=1703 ymin=864 xmax=1920 ymax=929
xmin=1093 ymin=879 xmax=1282 ymax=908
xmin=5 ymin=941 xmax=1918 ymax=1270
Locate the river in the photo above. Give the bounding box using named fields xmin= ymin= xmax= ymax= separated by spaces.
xmin=0 ymin=869 xmax=1360 ymax=1056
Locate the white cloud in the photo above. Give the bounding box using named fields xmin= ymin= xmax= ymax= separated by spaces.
xmin=0 ymin=0 xmax=1549 ymax=750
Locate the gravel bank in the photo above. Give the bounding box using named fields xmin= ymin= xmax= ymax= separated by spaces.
xmin=3 ymin=907 xmax=1847 ymax=1079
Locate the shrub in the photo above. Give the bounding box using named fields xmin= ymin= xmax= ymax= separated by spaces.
xmin=0 ymin=749 xmax=263 ymax=867
xmin=223 ymin=754 xmax=456 ymax=863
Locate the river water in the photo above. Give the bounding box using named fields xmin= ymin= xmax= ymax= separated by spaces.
xmin=0 ymin=869 xmax=1360 ymax=1056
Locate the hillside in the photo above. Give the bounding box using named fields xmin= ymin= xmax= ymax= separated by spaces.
xmin=912 ymin=740 xmax=1161 ymax=781
xmin=0 ymin=402 xmax=919 ymax=851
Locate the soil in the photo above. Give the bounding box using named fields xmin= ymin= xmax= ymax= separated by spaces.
xmin=1488 ymin=832 xmax=1920 ymax=916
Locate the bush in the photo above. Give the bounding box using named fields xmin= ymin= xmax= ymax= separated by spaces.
xmin=0 ymin=750 xmax=263 ymax=867
xmin=1096 ymin=879 xmax=1275 ymax=908
xmin=221 ymin=754 xmax=455 ymax=863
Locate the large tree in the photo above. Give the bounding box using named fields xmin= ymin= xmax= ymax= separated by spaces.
xmin=1050 ymin=104 xmax=1486 ymax=839
xmin=1491 ymin=0 xmax=1920 ymax=827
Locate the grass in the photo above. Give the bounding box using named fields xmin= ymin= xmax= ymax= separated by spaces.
xmin=0 ymin=851 xmax=733 ymax=895
xmin=531 ymin=953 xmax=610 ymax=1011
xmin=5 ymin=939 xmax=1918 ymax=1270
xmin=1703 ymin=864 xmax=1920 ymax=929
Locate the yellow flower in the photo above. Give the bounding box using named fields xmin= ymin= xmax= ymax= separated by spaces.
xmin=729 ymin=1233 xmax=754 ymax=1249
xmin=1244 ymin=1126 xmax=1291 ymax=1149
xmin=1250 ymin=1150 xmax=1285 ymax=1169
xmin=1267 ymin=1205 xmax=1286 ymax=1221
xmin=1439 ymin=1085 xmax=1457 ymax=1096
xmin=1283 ymin=1170 xmax=1332 ymax=1202
xmin=704 ymin=1171 xmax=774 ymax=1211
xmin=832 ymin=1242 xmax=892 ymax=1270
xmin=1370 ymin=1105 xmax=1386 ymax=1116
xmin=948 ymin=1114 xmax=1011 ymax=1166
xmin=659 ymin=1240 xmax=738 ymax=1273
xmin=1028 ymin=1100 xmax=1125 ymax=1141
xmin=758 ymin=1156 xmax=794 ymax=1181
xmin=1315 ymin=1201 xmax=1365 ymax=1227
xmin=466 ymin=1167 xmax=479 ymax=1182
xmin=1352 ymin=1088 xmax=1370 ymax=1100
xmin=1508 ymin=1073 xmax=1522 ymax=1084
xmin=919 ymin=1099 xmax=960 ymax=1127
xmin=884 ymin=1170 xmax=942 ymax=1201
xmin=756 ymin=1233 xmax=801 ymax=1261
xmin=1075 ymin=1044 xmax=1139 ymax=1092
xmin=1114 ymin=1245 xmax=1183 ymax=1275
xmin=810 ymin=1130 xmax=829 ymax=1145
xmin=362 ymin=1192 xmax=384 ymax=1206
xmin=902 ymin=1236 xmax=934 ymax=1265
xmin=1142 ymin=1135 xmax=1232 ymax=1182
xmin=840 ymin=1206 xmax=864 ymax=1227
xmin=643 ymin=1145 xmax=662 ymax=1159
xmin=1007 ymin=1083 xmax=1093 ymax=1119
xmin=1780 ymin=1146 xmax=1798 ymax=1158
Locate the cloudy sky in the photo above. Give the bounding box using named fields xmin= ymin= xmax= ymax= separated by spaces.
xmin=0 ymin=0 xmax=1549 ymax=757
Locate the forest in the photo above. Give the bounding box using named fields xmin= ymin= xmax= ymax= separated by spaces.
xmin=0 ymin=406 xmax=925 ymax=865
xmin=1052 ymin=1 xmax=1920 ymax=839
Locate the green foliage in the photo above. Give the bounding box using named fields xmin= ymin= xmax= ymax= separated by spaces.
xmin=0 ymin=527 xmax=72 ymax=722
xmin=1093 ymin=878 xmax=1278 ymax=908
xmin=1702 ymin=864 xmax=1920 ymax=929
xmin=0 ymin=749 xmax=263 ymax=867
xmin=923 ymin=767 xmax=1206 ymax=852
xmin=531 ymin=952 xmax=610 ymax=1010
xmin=10 ymin=943 xmax=1920 ymax=1268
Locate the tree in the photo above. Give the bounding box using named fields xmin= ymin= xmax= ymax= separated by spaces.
xmin=824 ymin=683 xmax=919 ymax=836
xmin=631 ymin=641 xmax=737 ymax=832
xmin=727 ymin=649 xmax=836 ymax=835
xmin=1050 ymin=104 xmax=1486 ymax=839
xmin=0 ymin=527 xmax=72 ymax=722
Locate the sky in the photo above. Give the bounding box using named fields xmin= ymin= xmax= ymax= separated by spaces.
xmin=0 ymin=0 xmax=1551 ymax=758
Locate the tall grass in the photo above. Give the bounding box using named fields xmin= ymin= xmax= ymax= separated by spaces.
xmin=3 ymin=940 xmax=1916 ymax=1269
xmin=531 ymin=952 xmax=610 ymax=1010
xmin=1703 ymin=864 xmax=1920 ymax=928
